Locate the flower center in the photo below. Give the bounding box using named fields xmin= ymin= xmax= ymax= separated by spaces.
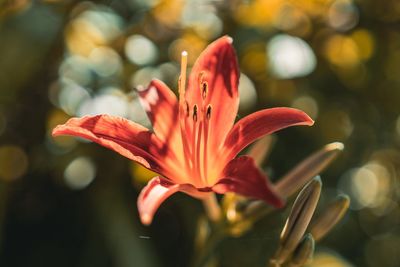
xmin=178 ymin=52 xmax=213 ymax=187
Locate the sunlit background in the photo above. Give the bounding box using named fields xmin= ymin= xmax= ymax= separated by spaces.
xmin=1 ymin=0 xmax=400 ymax=266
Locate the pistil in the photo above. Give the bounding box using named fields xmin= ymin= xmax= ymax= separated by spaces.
xmin=178 ymin=51 xmax=192 ymax=173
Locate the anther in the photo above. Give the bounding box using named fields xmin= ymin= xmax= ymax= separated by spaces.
xmin=198 ymin=71 xmax=205 ymax=83
xmin=185 ymin=101 xmax=189 ymax=116
xmin=193 ymin=105 xmax=198 ymax=122
xmin=201 ymin=82 xmax=208 ymax=99
xmin=206 ymin=105 xmax=212 ymax=120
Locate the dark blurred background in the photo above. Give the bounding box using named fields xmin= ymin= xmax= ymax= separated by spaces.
xmin=0 ymin=0 xmax=400 ymax=266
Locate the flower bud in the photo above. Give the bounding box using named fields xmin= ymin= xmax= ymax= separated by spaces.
xmin=287 ymin=234 xmax=315 ymax=267
xmin=275 ymin=142 xmax=344 ymax=198
xmin=309 ymin=194 xmax=350 ymax=241
xmin=274 ymin=177 xmax=321 ymax=264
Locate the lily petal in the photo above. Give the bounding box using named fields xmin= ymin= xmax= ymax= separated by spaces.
xmin=186 ymin=36 xmax=239 ymax=151
xmin=138 ymin=80 xmax=180 ymax=145
xmin=52 ymin=115 xmax=176 ymax=176
xmin=213 ymin=156 xmax=284 ymax=208
xmin=138 ymin=176 xmax=206 ymax=225
xmin=222 ymin=108 xmax=314 ymax=161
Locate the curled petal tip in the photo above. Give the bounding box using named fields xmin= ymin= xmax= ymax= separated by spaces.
xmin=51 ymin=126 xmax=60 ymax=137
xmin=325 ymin=142 xmax=345 ymax=151
xmin=141 ymin=214 xmax=152 ymax=225
xmin=305 ymin=115 xmax=314 ymax=126
xmin=296 ymin=110 xmax=314 ymax=126
xmin=225 ymin=36 xmax=233 ymax=43
xmin=52 ymin=124 xmax=67 ymax=137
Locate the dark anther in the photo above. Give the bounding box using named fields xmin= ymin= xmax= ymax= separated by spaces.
xmin=185 ymin=101 xmax=189 ymax=116
xmin=202 ymin=82 xmax=208 ymax=99
xmin=206 ymin=105 xmax=212 ymax=120
xmin=198 ymin=71 xmax=205 ymax=83
xmin=193 ymin=105 xmax=198 ymax=122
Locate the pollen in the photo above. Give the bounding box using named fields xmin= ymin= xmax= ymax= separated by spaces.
xmin=185 ymin=101 xmax=190 ymax=116
xmin=193 ymin=105 xmax=198 ymax=122
xmin=206 ymin=105 xmax=212 ymax=120
xmin=202 ymin=81 xmax=208 ymax=99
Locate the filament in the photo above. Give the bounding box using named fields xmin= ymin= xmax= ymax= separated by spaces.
xmin=196 ymin=121 xmax=203 ymax=183
xmin=203 ymin=105 xmax=211 ymax=184
xmin=178 ymin=51 xmax=192 ymax=173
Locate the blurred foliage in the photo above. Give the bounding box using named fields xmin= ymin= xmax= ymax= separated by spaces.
xmin=1 ymin=0 xmax=400 ymax=266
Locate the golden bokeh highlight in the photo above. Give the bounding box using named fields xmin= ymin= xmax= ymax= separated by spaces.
xmin=351 ymin=29 xmax=375 ymax=60
xmin=47 ymin=109 xmax=77 ymax=148
xmin=309 ymin=252 xmax=353 ymax=267
xmin=241 ymin=43 xmax=268 ymax=77
xmin=324 ymin=34 xmax=360 ymax=68
xmin=274 ymin=4 xmax=312 ymax=37
xmin=65 ymin=18 xmax=107 ymax=57
xmin=290 ymin=0 xmax=335 ymax=18
xmin=0 ymin=145 xmax=28 ymax=182
xmin=169 ymin=33 xmax=206 ymax=65
xmin=152 ymin=0 xmax=184 ymax=28
xmin=234 ymin=0 xmax=283 ymax=27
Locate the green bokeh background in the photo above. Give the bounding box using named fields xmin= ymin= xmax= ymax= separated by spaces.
xmin=0 ymin=0 xmax=399 ymax=266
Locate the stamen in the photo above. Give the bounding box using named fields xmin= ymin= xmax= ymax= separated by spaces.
xmin=201 ymin=81 xmax=208 ymax=100
xmin=193 ymin=105 xmax=198 ymax=122
xmin=178 ymin=51 xmax=192 ymax=173
xmin=185 ymin=101 xmax=189 ymax=117
xmin=179 ymin=51 xmax=188 ymax=99
xmin=202 ymin=104 xmax=212 ymax=184
xmin=206 ymin=105 xmax=212 ymax=120
xmin=203 ymin=117 xmax=209 ymax=183
xmin=198 ymin=71 xmax=205 ymax=84
xmin=191 ymin=116 xmax=201 ymax=184
xmin=196 ymin=121 xmax=203 ymax=182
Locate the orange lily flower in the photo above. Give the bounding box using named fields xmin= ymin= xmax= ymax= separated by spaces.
xmin=53 ymin=36 xmax=314 ymax=225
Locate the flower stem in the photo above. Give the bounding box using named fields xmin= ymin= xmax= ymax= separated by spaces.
xmin=191 ymin=225 xmax=226 ymax=267
xmin=202 ymin=193 xmax=221 ymax=222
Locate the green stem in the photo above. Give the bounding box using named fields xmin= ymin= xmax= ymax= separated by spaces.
xmin=191 ymin=225 xmax=227 ymax=267
xmin=190 ymin=194 xmax=225 ymax=267
xmin=202 ymin=193 xmax=221 ymax=222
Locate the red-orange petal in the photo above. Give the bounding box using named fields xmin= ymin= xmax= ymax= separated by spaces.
xmin=138 ymin=80 xmax=180 ymax=146
xmin=185 ymin=36 xmax=239 ymax=154
xmin=137 ymin=177 xmax=181 ymax=225
xmin=213 ymin=156 xmax=284 ymax=208
xmin=137 ymin=176 xmax=206 ymax=225
xmin=52 ymin=115 xmax=175 ymax=176
xmin=222 ymin=108 xmax=314 ymax=161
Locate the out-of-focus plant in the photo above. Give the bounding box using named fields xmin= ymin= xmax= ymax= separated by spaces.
xmin=191 ymin=140 xmax=346 ymax=267
xmin=0 ymin=0 xmax=31 ymax=20
xmin=269 ymin=177 xmax=349 ymax=267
